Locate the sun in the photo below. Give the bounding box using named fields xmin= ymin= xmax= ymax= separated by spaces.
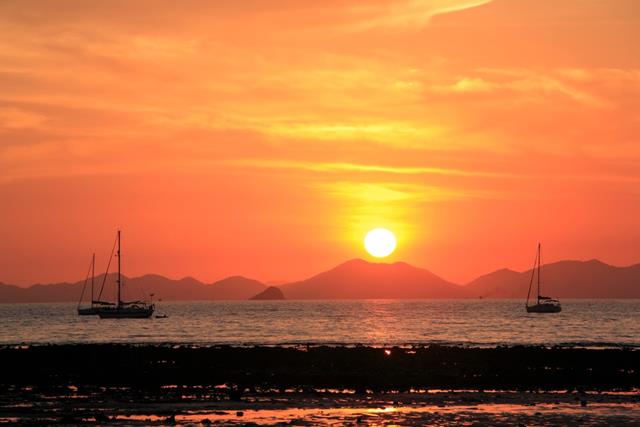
xmin=364 ymin=228 xmax=397 ymax=258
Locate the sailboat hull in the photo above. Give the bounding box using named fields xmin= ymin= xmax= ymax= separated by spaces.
xmin=97 ymin=306 xmax=155 ymax=319
xmin=77 ymin=307 xmax=99 ymax=316
xmin=526 ymin=304 xmax=561 ymax=313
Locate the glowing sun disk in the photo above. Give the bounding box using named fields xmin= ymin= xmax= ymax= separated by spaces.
xmin=364 ymin=228 xmax=397 ymax=258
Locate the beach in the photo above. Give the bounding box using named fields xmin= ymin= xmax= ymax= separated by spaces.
xmin=1 ymin=344 xmax=638 ymax=425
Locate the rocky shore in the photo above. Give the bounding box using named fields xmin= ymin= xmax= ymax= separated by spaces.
xmin=1 ymin=344 xmax=638 ymax=425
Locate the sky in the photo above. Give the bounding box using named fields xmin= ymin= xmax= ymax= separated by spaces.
xmin=1 ymin=0 xmax=639 ymax=286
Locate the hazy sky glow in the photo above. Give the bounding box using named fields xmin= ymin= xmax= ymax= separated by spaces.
xmin=1 ymin=0 xmax=639 ymax=285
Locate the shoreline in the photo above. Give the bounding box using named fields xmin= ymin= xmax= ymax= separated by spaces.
xmin=1 ymin=344 xmax=639 ymax=425
xmin=3 ymin=341 xmax=640 ymax=349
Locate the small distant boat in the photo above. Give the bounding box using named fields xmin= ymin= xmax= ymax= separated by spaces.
xmin=525 ymin=243 xmax=561 ymax=313
xmin=92 ymin=230 xmax=155 ymax=319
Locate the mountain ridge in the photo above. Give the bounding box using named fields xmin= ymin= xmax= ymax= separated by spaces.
xmin=465 ymin=259 xmax=640 ymax=298
xmin=0 ymin=273 xmax=266 ymax=303
xmin=278 ymin=258 xmax=469 ymax=299
xmin=2 ymin=258 xmax=639 ymax=303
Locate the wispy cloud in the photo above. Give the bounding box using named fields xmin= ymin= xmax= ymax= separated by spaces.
xmin=433 ymin=70 xmax=614 ymax=109
xmin=344 ymin=0 xmax=493 ymax=31
xmin=0 ymin=107 xmax=47 ymax=129
xmin=221 ymin=158 xmax=507 ymax=178
xmin=318 ymin=181 xmax=482 ymax=203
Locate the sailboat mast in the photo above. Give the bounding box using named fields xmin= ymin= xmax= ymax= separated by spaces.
xmin=117 ymin=230 xmax=122 ymax=306
xmin=537 ymin=243 xmax=541 ymax=302
xmin=91 ymin=253 xmax=95 ymax=304
xmin=526 ymin=245 xmax=538 ymax=307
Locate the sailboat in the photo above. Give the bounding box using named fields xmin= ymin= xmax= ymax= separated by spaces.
xmin=95 ymin=230 xmax=155 ymax=319
xmin=525 ymin=243 xmax=561 ymax=313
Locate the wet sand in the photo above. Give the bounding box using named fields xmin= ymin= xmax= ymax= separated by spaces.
xmin=1 ymin=344 xmax=638 ymax=425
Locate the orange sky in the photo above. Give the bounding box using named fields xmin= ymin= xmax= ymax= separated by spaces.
xmin=1 ymin=0 xmax=639 ymax=286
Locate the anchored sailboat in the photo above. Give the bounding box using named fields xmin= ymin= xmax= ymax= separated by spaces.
xmin=94 ymin=230 xmax=155 ymax=319
xmin=525 ymin=243 xmax=561 ymax=313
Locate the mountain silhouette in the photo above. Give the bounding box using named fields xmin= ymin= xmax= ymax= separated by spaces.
xmin=250 ymin=286 xmax=286 ymax=300
xmin=466 ymin=259 xmax=640 ymax=298
xmin=0 ymin=273 xmax=266 ymax=303
xmin=2 ymin=258 xmax=639 ymax=303
xmin=279 ymin=258 xmax=468 ymax=299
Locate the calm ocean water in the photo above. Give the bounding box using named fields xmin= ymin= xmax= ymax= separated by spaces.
xmin=1 ymin=300 xmax=638 ymax=347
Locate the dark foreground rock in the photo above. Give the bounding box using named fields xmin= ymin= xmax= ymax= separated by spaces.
xmin=1 ymin=345 xmax=639 ymax=425
xmin=0 ymin=344 xmax=638 ymax=391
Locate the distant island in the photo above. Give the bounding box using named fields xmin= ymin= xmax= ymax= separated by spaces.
xmin=1 ymin=258 xmax=639 ymax=303
xmin=250 ymin=286 xmax=285 ymax=300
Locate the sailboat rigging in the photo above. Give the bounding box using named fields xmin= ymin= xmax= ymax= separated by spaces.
xmin=95 ymin=230 xmax=155 ymax=319
xmin=77 ymin=237 xmax=119 ymax=315
xmin=77 ymin=253 xmax=101 ymax=315
xmin=77 ymin=231 xmax=155 ymax=318
xmin=525 ymin=243 xmax=561 ymax=313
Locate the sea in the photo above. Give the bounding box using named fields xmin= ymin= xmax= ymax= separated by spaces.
xmin=1 ymin=300 xmax=639 ymax=348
